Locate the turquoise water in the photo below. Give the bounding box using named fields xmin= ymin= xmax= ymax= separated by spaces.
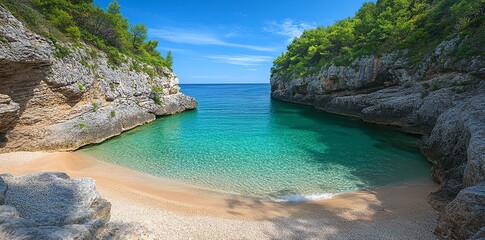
xmin=80 ymin=84 xmax=431 ymax=200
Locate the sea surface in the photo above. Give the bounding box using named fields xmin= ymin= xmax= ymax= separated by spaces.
xmin=80 ymin=84 xmax=431 ymax=201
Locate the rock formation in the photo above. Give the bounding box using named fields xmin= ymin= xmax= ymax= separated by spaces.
xmin=0 ymin=172 xmax=150 ymax=239
xmin=0 ymin=6 xmax=197 ymax=152
xmin=270 ymin=38 xmax=485 ymax=239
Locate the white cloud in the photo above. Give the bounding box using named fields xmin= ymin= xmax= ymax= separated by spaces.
xmin=264 ymin=19 xmax=316 ymax=42
xmin=247 ymin=68 xmax=258 ymax=71
xmin=224 ymin=31 xmax=239 ymax=38
xmin=207 ymin=55 xmax=273 ymax=66
xmin=150 ymin=28 xmax=277 ymax=52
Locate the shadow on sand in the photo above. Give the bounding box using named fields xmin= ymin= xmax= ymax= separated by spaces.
xmin=222 ymin=182 xmax=437 ymax=239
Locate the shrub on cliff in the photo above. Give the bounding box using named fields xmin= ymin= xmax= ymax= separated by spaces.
xmin=0 ymin=0 xmax=173 ymax=69
xmin=272 ymin=0 xmax=484 ymax=79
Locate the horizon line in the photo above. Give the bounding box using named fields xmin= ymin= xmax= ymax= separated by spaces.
xmin=179 ymin=82 xmax=270 ymax=85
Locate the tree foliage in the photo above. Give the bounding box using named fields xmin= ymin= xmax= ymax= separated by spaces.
xmin=130 ymin=23 xmax=147 ymax=51
xmin=272 ymin=0 xmax=485 ymax=78
xmin=4 ymin=0 xmax=172 ymax=69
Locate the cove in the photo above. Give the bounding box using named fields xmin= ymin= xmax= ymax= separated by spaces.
xmin=80 ymin=84 xmax=431 ymax=200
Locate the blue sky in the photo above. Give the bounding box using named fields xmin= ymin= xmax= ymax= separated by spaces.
xmin=95 ymin=0 xmax=369 ymax=84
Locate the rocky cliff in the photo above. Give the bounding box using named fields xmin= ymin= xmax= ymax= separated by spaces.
xmin=271 ymin=38 xmax=485 ymax=239
xmin=0 ymin=6 xmax=197 ymax=153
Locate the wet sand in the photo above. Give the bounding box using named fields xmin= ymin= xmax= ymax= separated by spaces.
xmin=0 ymin=151 xmax=439 ymax=239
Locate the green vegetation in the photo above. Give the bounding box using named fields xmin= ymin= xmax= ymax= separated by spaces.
xmin=77 ymin=83 xmax=84 ymax=91
xmin=452 ymin=87 xmax=465 ymax=94
xmin=130 ymin=60 xmax=142 ymax=72
xmin=272 ymin=0 xmax=485 ymax=78
xmin=79 ymin=123 xmax=86 ymax=129
xmin=420 ymin=89 xmax=429 ymax=99
xmin=151 ymin=86 xmax=164 ymax=93
xmin=108 ymin=82 xmax=116 ymax=90
xmin=110 ymin=110 xmax=116 ymax=118
xmin=91 ymin=102 xmax=99 ymax=111
xmin=143 ymin=66 xmax=156 ymax=78
xmin=420 ymin=78 xmax=476 ymax=97
xmin=51 ymin=37 xmax=70 ymax=58
xmin=80 ymin=56 xmax=89 ymax=67
xmin=153 ymin=95 xmax=162 ymax=105
xmin=430 ymin=82 xmax=441 ymax=91
xmin=0 ymin=0 xmax=173 ymax=69
xmin=449 ymin=79 xmax=474 ymax=87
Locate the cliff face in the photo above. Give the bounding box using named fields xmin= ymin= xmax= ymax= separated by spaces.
xmin=271 ymin=38 xmax=485 ymax=239
xmin=0 ymin=6 xmax=197 ymax=152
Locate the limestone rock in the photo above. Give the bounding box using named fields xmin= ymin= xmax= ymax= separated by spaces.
xmin=435 ymin=183 xmax=485 ymax=239
xmin=0 ymin=177 xmax=6 ymax=205
xmin=0 ymin=172 xmax=150 ymax=239
xmin=422 ymin=95 xmax=485 ymax=188
xmin=0 ymin=6 xmax=197 ymax=152
xmin=2 ymin=172 xmax=110 ymax=226
xmin=155 ymin=93 xmax=198 ymax=116
xmin=270 ymin=37 xmax=485 ymax=239
xmin=0 ymin=5 xmax=51 ymax=77
xmin=37 ymin=99 xmax=157 ymax=151
xmin=99 ymin=222 xmax=152 ymax=240
xmin=0 ymin=94 xmax=19 ymax=134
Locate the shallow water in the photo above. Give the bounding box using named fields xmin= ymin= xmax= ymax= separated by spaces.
xmin=80 ymin=84 xmax=431 ymax=200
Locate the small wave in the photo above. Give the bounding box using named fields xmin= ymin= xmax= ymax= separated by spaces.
xmin=271 ymin=193 xmax=338 ymax=203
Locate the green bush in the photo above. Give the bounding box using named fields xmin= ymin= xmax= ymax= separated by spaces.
xmin=80 ymin=57 xmax=89 ymax=67
xmin=50 ymin=8 xmax=80 ymax=39
xmin=430 ymin=82 xmax=441 ymax=91
xmin=143 ymin=66 xmax=156 ymax=78
xmin=91 ymin=102 xmax=99 ymax=111
xmin=109 ymin=82 xmax=116 ymax=90
xmin=130 ymin=60 xmax=142 ymax=72
xmin=110 ymin=110 xmax=116 ymax=118
xmin=77 ymin=83 xmax=84 ymax=91
xmin=272 ymin=0 xmax=485 ymax=79
xmin=153 ymin=95 xmax=162 ymax=105
xmin=449 ymin=80 xmax=474 ymax=87
xmin=50 ymin=38 xmax=70 ymax=58
xmin=452 ymin=87 xmax=465 ymax=94
xmin=107 ymin=47 xmax=125 ymax=67
xmin=151 ymin=86 xmax=163 ymax=93
xmin=2 ymin=0 xmax=172 ymax=69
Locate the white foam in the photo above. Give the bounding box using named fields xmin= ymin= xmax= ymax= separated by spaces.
xmin=272 ymin=193 xmax=338 ymax=203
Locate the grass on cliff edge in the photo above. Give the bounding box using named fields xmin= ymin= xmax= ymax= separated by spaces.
xmin=271 ymin=0 xmax=485 ymax=79
xmin=0 ymin=0 xmax=173 ymax=70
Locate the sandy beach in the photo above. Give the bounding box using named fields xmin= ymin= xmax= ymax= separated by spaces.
xmin=0 ymin=151 xmax=439 ymax=239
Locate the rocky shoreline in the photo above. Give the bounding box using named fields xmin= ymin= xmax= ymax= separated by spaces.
xmin=271 ymin=38 xmax=485 ymax=239
xmin=1 ymin=3 xmax=483 ymax=239
xmin=0 ymin=6 xmax=197 ymax=152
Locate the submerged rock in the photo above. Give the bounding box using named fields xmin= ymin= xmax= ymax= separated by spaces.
xmin=0 ymin=172 xmax=150 ymax=239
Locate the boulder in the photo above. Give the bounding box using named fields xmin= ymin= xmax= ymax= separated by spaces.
xmin=435 ymin=183 xmax=485 ymax=239
xmin=0 ymin=172 xmax=149 ymax=239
